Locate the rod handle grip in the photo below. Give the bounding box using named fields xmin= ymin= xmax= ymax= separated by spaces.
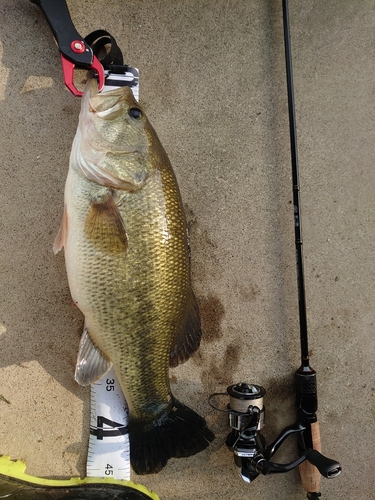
xmin=299 ymin=421 xmax=322 ymax=493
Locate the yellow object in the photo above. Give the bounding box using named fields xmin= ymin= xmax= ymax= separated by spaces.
xmin=0 ymin=455 xmax=159 ymax=499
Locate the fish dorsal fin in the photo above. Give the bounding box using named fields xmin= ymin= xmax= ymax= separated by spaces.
xmin=53 ymin=205 xmax=68 ymax=254
xmin=84 ymin=193 xmax=128 ymax=253
xmin=170 ymin=291 xmax=202 ymax=368
xmin=75 ymin=327 xmax=113 ymax=386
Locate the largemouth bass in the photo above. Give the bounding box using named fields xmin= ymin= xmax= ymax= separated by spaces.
xmin=54 ymin=80 xmax=214 ymax=474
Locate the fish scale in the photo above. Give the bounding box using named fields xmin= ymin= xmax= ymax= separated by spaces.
xmin=56 ymin=80 xmax=214 ymax=474
xmin=68 ymin=168 xmax=185 ymax=414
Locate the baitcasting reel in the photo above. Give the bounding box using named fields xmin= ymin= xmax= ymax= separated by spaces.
xmin=209 ymin=383 xmax=341 ymax=486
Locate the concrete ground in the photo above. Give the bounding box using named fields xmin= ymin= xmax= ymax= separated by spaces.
xmin=1 ymin=0 xmax=374 ymax=498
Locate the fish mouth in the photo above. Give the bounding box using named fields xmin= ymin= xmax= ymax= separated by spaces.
xmin=85 ymin=79 xmax=137 ymax=119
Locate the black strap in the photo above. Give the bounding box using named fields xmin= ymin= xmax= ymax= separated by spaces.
xmin=84 ymin=29 xmax=124 ymax=68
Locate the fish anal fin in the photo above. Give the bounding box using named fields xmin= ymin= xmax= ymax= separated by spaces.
xmin=75 ymin=327 xmax=113 ymax=386
xmin=53 ymin=205 xmax=68 ymax=254
xmin=84 ymin=193 xmax=128 ymax=253
xmin=170 ymin=291 xmax=202 ymax=368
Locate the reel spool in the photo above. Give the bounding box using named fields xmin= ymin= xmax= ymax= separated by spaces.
xmin=226 ymin=383 xmax=266 ymax=432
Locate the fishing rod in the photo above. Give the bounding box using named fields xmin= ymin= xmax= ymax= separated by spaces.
xmin=282 ymin=0 xmax=342 ymax=496
xmin=209 ymin=1 xmax=341 ymax=497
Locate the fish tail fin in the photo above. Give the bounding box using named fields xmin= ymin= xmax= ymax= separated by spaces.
xmin=129 ymin=398 xmax=214 ymax=475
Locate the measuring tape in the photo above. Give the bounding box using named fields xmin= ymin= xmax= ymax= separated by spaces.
xmin=86 ymin=68 xmax=139 ymax=480
xmin=86 ymin=367 xmax=130 ymax=480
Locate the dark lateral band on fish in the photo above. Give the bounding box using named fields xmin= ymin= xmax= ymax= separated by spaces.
xmin=56 ymin=80 xmax=214 ymax=474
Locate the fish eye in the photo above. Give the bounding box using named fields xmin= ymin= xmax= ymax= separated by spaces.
xmin=129 ymin=107 xmax=142 ymax=119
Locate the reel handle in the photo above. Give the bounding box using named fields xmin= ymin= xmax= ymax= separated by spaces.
xmin=306 ymin=449 xmax=342 ymax=479
xmin=299 ymin=422 xmax=341 ymax=492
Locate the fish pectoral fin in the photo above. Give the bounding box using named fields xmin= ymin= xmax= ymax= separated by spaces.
xmin=75 ymin=327 xmax=113 ymax=386
xmin=53 ymin=205 xmax=68 ymax=254
xmin=84 ymin=193 xmax=128 ymax=253
xmin=169 ymin=291 xmax=202 ymax=367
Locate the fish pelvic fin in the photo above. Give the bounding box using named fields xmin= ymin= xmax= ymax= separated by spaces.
xmin=53 ymin=205 xmax=68 ymax=254
xmin=129 ymin=397 xmax=214 ymax=475
xmin=84 ymin=192 xmax=128 ymax=254
xmin=75 ymin=326 xmax=113 ymax=386
xmin=169 ymin=290 xmax=202 ymax=367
